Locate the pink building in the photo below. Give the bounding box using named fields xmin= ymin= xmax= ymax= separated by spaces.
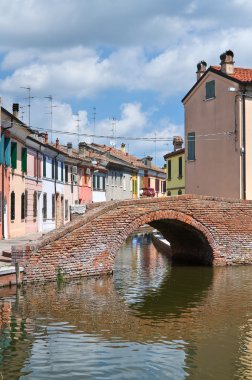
xmin=183 ymin=50 xmax=252 ymax=199
xmin=25 ymin=145 xmax=43 ymax=234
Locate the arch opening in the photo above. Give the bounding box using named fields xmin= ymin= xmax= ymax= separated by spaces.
xmin=149 ymin=219 xmax=213 ymax=266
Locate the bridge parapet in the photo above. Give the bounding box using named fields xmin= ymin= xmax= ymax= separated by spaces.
xmin=11 ymin=195 xmax=252 ymax=283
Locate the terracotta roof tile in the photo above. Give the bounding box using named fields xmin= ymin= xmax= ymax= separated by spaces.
xmin=211 ymin=66 xmax=252 ymax=82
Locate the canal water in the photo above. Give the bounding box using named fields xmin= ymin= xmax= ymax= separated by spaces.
xmin=0 ymin=230 xmax=252 ymax=380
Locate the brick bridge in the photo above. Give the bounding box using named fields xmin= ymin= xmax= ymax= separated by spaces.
xmin=12 ymin=195 xmax=252 ymax=283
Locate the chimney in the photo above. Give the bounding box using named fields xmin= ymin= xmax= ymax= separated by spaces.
xmin=56 ymin=137 xmax=59 ymax=148
xmin=173 ymin=136 xmax=183 ymax=151
xmin=220 ymin=50 xmax=234 ymax=75
xmin=196 ymin=61 xmax=207 ymax=80
xmin=121 ymin=143 xmax=126 ymax=153
xmin=78 ymin=142 xmax=86 ymax=155
xmin=143 ymin=156 xmax=153 ymax=168
xmin=67 ymin=142 xmax=72 ymax=155
xmin=13 ymin=103 xmax=19 ymax=118
xmin=44 ymin=132 xmax=48 ymax=144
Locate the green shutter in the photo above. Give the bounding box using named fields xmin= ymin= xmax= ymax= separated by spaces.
xmin=11 ymin=142 xmax=17 ymax=169
xmin=206 ymin=80 xmax=215 ymax=99
xmin=4 ymin=137 xmax=10 ymax=167
xmin=188 ymin=132 xmax=195 ymax=161
xmin=43 ymin=155 xmax=46 ymax=177
xmin=21 ymin=147 xmax=27 ymax=173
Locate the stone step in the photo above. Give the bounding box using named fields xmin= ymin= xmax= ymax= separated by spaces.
xmin=2 ymin=251 xmax=11 ymax=258
xmin=0 ymin=255 xmax=11 ymax=263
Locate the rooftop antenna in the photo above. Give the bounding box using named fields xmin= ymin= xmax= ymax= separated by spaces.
xmin=76 ymin=112 xmax=81 ymax=146
xmin=20 ymin=86 xmax=34 ymax=127
xmin=92 ymin=106 xmax=96 ymax=143
xmin=155 ymin=132 xmax=157 ymax=165
xmin=110 ymin=117 xmax=117 ymax=148
xmin=44 ymin=95 xmax=58 ymax=143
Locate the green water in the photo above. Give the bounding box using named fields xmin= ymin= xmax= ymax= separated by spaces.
xmin=0 ymin=231 xmax=251 ymax=379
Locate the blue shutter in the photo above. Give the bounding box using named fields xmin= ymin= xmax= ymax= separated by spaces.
xmin=0 ymin=135 xmax=4 ymax=164
xmin=4 ymin=137 xmax=11 ymax=167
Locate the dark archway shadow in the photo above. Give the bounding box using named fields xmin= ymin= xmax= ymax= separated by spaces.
xmin=150 ymin=219 xmax=213 ymax=265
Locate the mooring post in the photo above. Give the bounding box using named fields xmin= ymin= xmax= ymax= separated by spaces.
xmin=15 ymin=262 xmax=21 ymax=287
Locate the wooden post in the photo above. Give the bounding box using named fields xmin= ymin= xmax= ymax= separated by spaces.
xmin=15 ymin=262 xmax=21 ymax=287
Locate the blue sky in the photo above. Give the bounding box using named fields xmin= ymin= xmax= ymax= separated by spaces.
xmin=0 ymin=0 xmax=252 ymax=165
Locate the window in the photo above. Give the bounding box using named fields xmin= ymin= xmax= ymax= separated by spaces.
xmin=43 ymin=193 xmax=47 ymax=220
xmin=65 ymin=200 xmax=68 ymax=220
xmin=43 ymin=155 xmax=47 ymax=177
xmin=168 ymin=160 xmax=171 ymax=180
xmin=52 ymin=194 xmax=55 ymax=220
xmin=178 ymin=157 xmax=183 ymax=178
xmin=162 ymin=181 xmax=166 ymax=193
xmin=155 ymin=179 xmax=159 ymax=192
xmin=52 ymin=159 xmax=55 ymax=179
xmin=11 ymin=142 xmax=17 ymax=169
xmin=102 ymin=176 xmax=106 ymax=190
xmin=148 ymin=178 xmax=151 ymax=187
xmin=206 ymin=80 xmax=215 ymax=99
xmin=33 ymin=191 xmax=37 ymax=218
xmin=21 ymin=193 xmax=25 ymax=220
xmin=187 ymin=132 xmax=195 ymax=161
xmin=21 ymin=147 xmax=27 ymax=173
xmin=178 ymin=189 xmax=182 ymax=195
xmin=123 ymin=175 xmax=126 ymax=191
xmin=61 ymin=162 xmax=64 ymax=182
xmin=11 ymin=191 xmax=15 ymax=221
xmin=167 ymin=190 xmax=171 ymax=196
xmin=24 ymin=190 xmax=28 ymax=218
xmin=65 ymin=165 xmax=68 ymax=183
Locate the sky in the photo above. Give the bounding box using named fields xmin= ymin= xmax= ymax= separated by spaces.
xmin=0 ymin=0 xmax=252 ymax=166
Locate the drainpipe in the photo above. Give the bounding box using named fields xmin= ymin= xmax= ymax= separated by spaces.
xmin=242 ymin=92 xmax=246 ymax=200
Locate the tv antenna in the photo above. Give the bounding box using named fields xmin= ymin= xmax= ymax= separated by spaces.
xmin=92 ymin=106 xmax=96 ymax=143
xmin=44 ymin=95 xmax=58 ymax=143
xmin=20 ymin=86 xmax=34 ymax=127
xmin=110 ymin=117 xmax=117 ymax=148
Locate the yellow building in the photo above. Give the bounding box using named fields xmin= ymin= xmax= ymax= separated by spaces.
xmin=164 ymin=137 xmax=185 ymax=196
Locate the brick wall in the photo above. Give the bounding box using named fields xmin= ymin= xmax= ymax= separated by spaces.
xmin=13 ymin=195 xmax=252 ymax=283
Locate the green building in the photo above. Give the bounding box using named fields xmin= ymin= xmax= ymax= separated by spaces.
xmin=164 ymin=136 xmax=185 ymax=196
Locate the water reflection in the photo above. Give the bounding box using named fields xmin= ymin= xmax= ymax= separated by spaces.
xmin=0 ymin=232 xmax=251 ymax=379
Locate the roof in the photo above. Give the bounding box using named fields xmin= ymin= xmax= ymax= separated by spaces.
xmin=90 ymin=143 xmax=165 ymax=173
xmin=182 ymin=65 xmax=252 ymax=103
xmin=164 ymin=148 xmax=185 ymax=159
xmin=211 ymin=66 xmax=252 ymax=82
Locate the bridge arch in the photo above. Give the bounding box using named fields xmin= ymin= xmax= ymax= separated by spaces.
xmin=113 ymin=210 xmax=217 ymax=266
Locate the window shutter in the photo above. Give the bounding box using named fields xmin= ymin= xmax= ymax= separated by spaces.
xmin=21 ymin=147 xmax=27 ymax=172
xmin=4 ymin=137 xmax=11 ymax=167
xmin=178 ymin=157 xmax=183 ymax=178
xmin=206 ymin=80 xmax=215 ymax=99
xmin=188 ymin=132 xmax=195 ymax=161
xmin=11 ymin=142 xmax=17 ymax=169
xmin=0 ymin=135 xmax=4 ymax=164
xmin=21 ymin=193 xmax=25 ymax=220
xmin=33 ymin=191 xmax=37 ymax=218
xmin=168 ymin=160 xmax=171 ymax=180
xmin=11 ymin=191 xmax=15 ymax=220
xmin=52 ymin=159 xmax=55 ymax=179
xmin=55 ymin=160 xmax=58 ymax=180
xmin=43 ymin=156 xmax=46 ymax=177
xmin=61 ymin=162 xmax=64 ymax=182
